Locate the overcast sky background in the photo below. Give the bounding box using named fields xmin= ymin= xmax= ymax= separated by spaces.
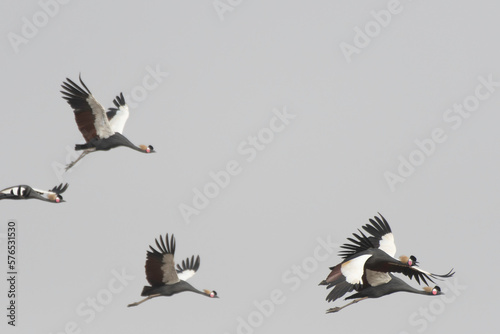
xmin=0 ymin=1 xmax=498 ymax=333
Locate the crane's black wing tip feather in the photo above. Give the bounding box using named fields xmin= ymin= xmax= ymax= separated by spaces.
xmin=61 ymin=77 xmax=91 ymax=109
xmin=338 ymin=229 xmax=376 ymax=259
xmin=337 ymin=213 xmax=392 ymax=260
xmin=50 ymin=183 xmax=69 ymax=194
xmin=431 ymin=268 xmax=455 ymax=279
xmin=113 ymin=92 xmax=126 ymax=107
xmin=107 ymin=108 xmax=118 ymax=119
xmin=175 ymin=255 xmax=201 ymax=274
xmin=325 ymin=281 xmax=355 ymax=303
xmin=151 ymin=233 xmax=176 ymax=256
xmin=363 ymin=213 xmax=391 ymax=238
xmin=78 ymin=74 xmax=92 ymax=95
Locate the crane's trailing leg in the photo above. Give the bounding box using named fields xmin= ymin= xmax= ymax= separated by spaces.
xmin=65 ymin=150 xmax=93 ymax=171
xmin=127 ymin=293 xmax=161 ymax=307
xmin=326 ymin=297 xmax=368 ymax=313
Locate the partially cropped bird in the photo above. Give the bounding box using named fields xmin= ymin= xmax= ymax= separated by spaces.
xmin=0 ymin=183 xmax=69 ymax=203
xmin=128 ymin=233 xmax=218 ymax=307
xmin=61 ymin=75 xmax=155 ymax=171
xmin=326 ymin=274 xmax=443 ymax=313
xmin=319 ymin=213 xmax=454 ymax=312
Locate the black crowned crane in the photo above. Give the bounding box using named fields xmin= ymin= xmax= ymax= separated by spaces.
xmin=128 ymin=233 xmax=218 ymax=307
xmin=319 ymin=213 xmax=454 ymax=312
xmin=0 ymin=183 xmax=68 ymax=203
xmin=326 ymin=274 xmax=443 ymax=313
xmin=61 ymin=75 xmax=155 ymax=171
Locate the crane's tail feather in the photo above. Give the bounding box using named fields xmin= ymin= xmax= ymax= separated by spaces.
xmin=75 ymin=143 xmax=91 ymax=151
xmin=141 ymin=286 xmax=153 ymax=296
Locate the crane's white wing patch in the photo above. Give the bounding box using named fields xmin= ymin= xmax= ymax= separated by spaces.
xmin=176 ymin=255 xmax=200 ymax=281
xmin=1 ymin=186 xmax=25 ymax=196
xmin=177 ymin=269 xmax=197 ymax=281
xmin=109 ymin=104 xmax=129 ymax=134
xmin=341 ymin=254 xmax=372 ymax=284
xmin=378 ymin=232 xmax=396 ymax=257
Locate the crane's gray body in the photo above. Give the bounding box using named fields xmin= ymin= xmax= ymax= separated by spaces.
xmin=346 ymin=274 xmax=433 ymax=300
xmin=75 ymin=132 xmax=139 ymax=152
xmin=141 ymin=280 xmax=203 ymax=297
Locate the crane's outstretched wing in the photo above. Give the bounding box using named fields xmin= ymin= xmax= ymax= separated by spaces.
xmin=31 ymin=183 xmax=69 ymax=201
xmin=363 ymin=213 xmax=395 ymax=257
xmin=364 ymin=248 xmax=454 ymax=285
xmin=0 ymin=185 xmax=30 ymax=199
xmin=106 ymin=93 xmax=129 ymax=134
xmin=339 ymin=213 xmax=396 ymax=259
xmin=379 ymin=258 xmax=455 ymax=285
xmin=145 ymin=234 xmax=180 ymax=287
xmin=61 ymin=75 xmax=114 ymax=142
xmin=319 ymin=254 xmax=371 ymax=302
xmin=176 ymin=255 xmax=200 ymax=281
xmin=48 ymin=183 xmax=69 ymax=195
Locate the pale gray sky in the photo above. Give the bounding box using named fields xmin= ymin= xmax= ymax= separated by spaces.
xmin=1 ymin=1 xmax=498 ymax=333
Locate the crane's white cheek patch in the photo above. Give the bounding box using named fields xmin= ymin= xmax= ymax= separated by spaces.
xmin=341 ymin=254 xmax=371 ymax=284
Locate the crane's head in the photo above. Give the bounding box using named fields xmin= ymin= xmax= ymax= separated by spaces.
xmin=139 ymin=145 xmax=156 ymax=153
xmin=399 ymin=255 xmax=418 ymax=266
xmin=203 ymin=289 xmax=219 ymax=298
xmin=48 ymin=193 xmax=65 ymax=203
xmin=423 ymin=286 xmax=442 ymax=295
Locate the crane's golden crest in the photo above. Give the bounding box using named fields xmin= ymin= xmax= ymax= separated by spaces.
xmin=399 ymin=255 xmax=409 ymax=263
xmin=422 ymin=286 xmax=433 ymax=293
xmin=139 ymin=145 xmax=148 ymax=151
xmin=47 ymin=193 xmax=57 ymax=201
